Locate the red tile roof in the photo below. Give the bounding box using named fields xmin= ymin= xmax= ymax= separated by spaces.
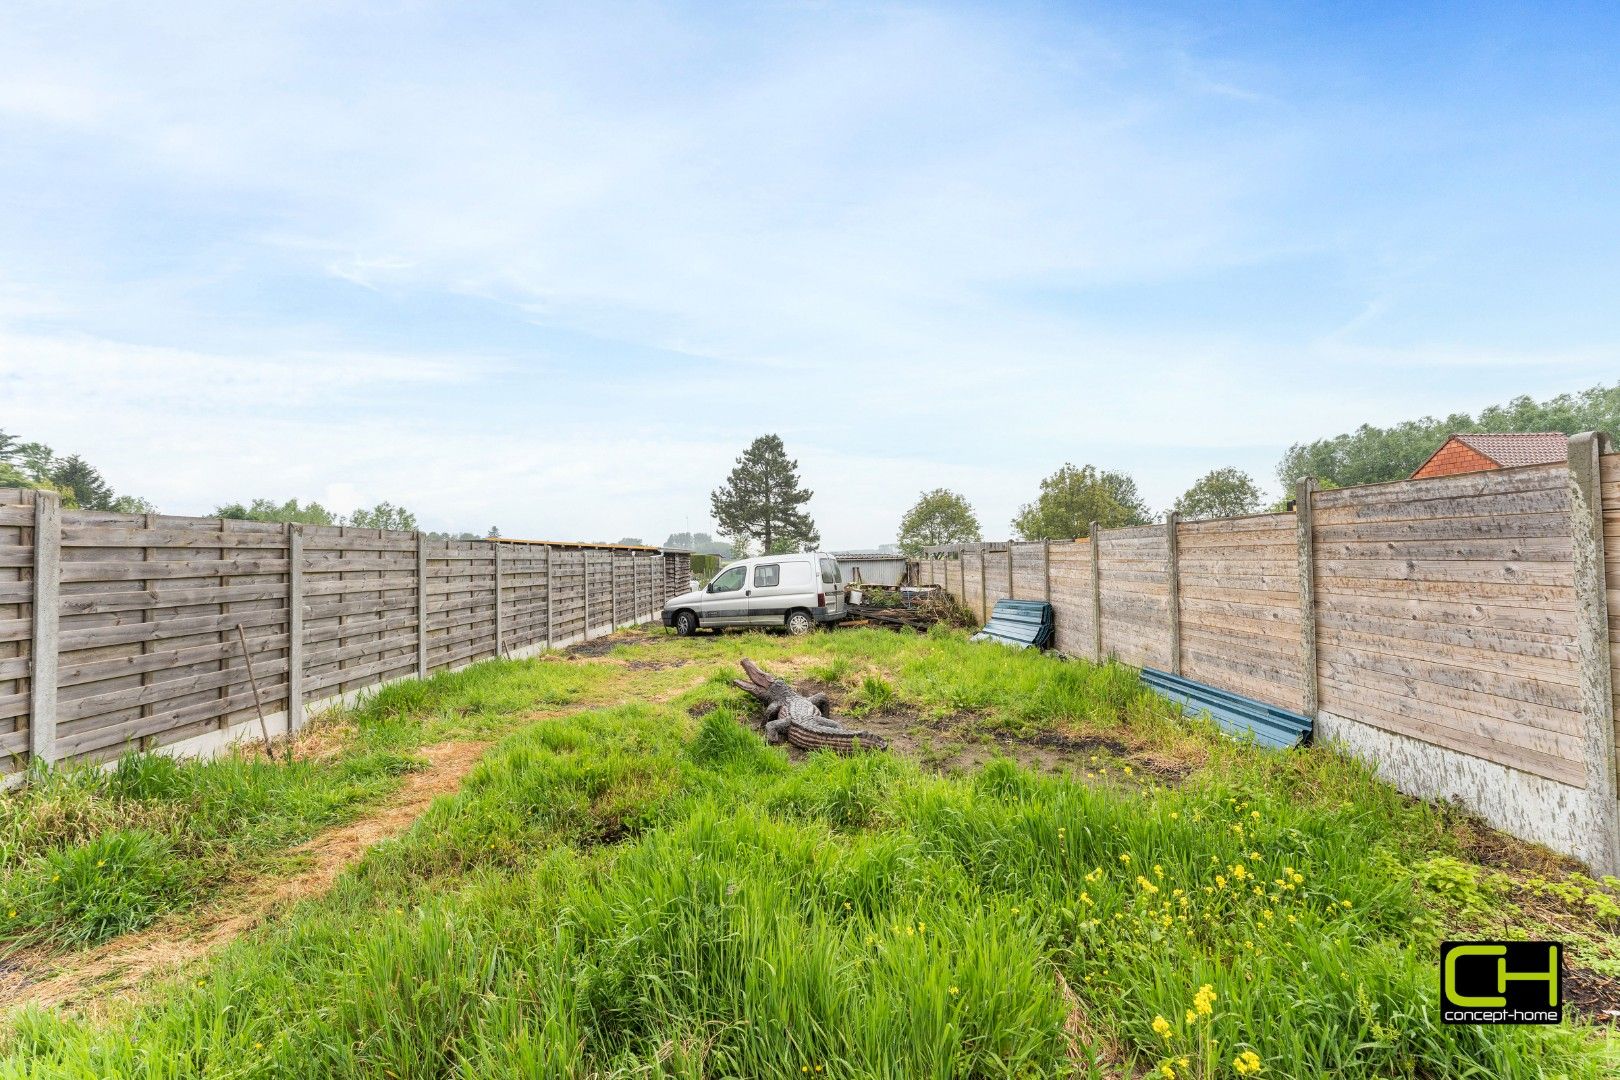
xmin=1450 ymin=432 xmax=1567 ymax=468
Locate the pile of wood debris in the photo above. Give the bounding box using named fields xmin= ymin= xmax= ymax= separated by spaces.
xmin=844 ymin=585 xmax=975 ymax=632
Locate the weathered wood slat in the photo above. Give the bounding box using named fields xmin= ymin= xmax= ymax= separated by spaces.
xmin=58 ymin=558 xmax=289 ymax=583
xmin=58 ymin=582 xmax=290 ymax=616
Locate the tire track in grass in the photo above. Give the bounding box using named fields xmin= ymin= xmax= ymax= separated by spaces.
xmin=0 ymin=739 xmax=491 ymax=1018
xmin=0 ymin=656 xmax=728 ymax=1018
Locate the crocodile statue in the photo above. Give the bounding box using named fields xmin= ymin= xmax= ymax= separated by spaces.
xmin=732 ymin=658 xmax=888 ymax=753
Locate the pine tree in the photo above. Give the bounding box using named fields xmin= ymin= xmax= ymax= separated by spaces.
xmin=50 ymin=454 xmax=116 ymax=510
xmin=709 ymin=434 xmax=820 ymax=553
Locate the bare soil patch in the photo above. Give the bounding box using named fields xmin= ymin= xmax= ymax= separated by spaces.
xmin=731 ymin=682 xmax=1201 ymax=786
xmin=0 ymin=739 xmax=491 ymax=1018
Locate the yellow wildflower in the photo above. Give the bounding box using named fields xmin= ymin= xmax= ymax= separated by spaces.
xmin=1151 ymin=1015 xmax=1172 ymax=1040
xmin=1233 ymin=1049 xmax=1262 ymax=1075
xmin=1119 ymin=853 xmax=1132 ymax=864
xmin=1193 ymin=984 xmax=1216 ymax=1015
xmin=949 ymin=985 xmax=959 ymax=995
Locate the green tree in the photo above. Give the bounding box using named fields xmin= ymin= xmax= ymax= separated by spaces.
xmin=896 ymin=488 xmax=982 ymax=556
xmin=215 ymin=498 xmax=337 ymax=525
xmin=346 ymin=502 xmax=418 ymax=532
xmin=1277 ymin=380 xmax=1620 ymax=488
xmin=616 ymin=536 xmax=644 ymax=546
xmin=1012 ymin=464 xmax=1150 ymax=540
xmin=1173 ymin=468 xmax=1263 ymax=521
xmin=109 ymin=495 xmax=158 ymax=514
xmin=50 ymin=454 xmax=116 ymax=510
xmin=486 ymin=525 xmax=501 ymax=539
xmin=16 ymin=443 xmax=55 ymax=483
xmin=709 ymin=434 xmax=820 ymax=553
xmin=663 ymin=531 xmax=732 ymax=556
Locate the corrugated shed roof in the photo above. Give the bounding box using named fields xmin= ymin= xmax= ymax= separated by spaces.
xmin=1451 ymin=432 xmax=1567 ymax=468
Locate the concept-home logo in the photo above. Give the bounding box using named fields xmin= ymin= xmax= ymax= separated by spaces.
xmin=1440 ymin=941 xmax=1562 ymax=1024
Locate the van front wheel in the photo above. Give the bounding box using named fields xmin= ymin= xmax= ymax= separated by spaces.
xmin=785 ymin=610 xmax=814 ymax=636
xmin=674 ymin=610 xmax=698 ymax=636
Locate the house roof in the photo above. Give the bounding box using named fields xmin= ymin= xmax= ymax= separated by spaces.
xmin=1449 ymin=432 xmax=1568 ymax=468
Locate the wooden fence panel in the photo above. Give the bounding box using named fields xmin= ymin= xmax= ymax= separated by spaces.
xmin=500 ymin=544 xmax=550 ymax=652
xmin=587 ymin=551 xmax=614 ymax=634
xmin=54 ymin=514 xmax=293 ymax=764
xmin=1177 ymin=513 xmax=1303 ymax=712
xmin=427 ymin=541 xmax=496 ymax=672
xmin=1098 ymin=525 xmax=1170 ymax=670
xmin=0 ymin=492 xmax=670 ymax=770
xmin=1047 ymin=540 xmax=1092 ymax=659
xmin=303 ymin=526 xmax=417 ymax=700
xmin=1314 ymin=463 xmax=1584 ymax=786
xmin=0 ymin=491 xmax=35 ymax=772
xmin=552 ymin=549 xmax=586 ymax=643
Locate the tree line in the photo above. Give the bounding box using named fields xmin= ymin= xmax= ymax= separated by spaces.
xmin=0 ymin=428 xmax=155 ymax=512
xmin=890 ymin=380 xmax=1620 ymax=554
xmin=1 ymin=426 xmax=502 ymax=538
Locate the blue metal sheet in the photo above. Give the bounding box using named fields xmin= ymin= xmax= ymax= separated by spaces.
xmin=970 ymin=599 xmax=1054 ymax=650
xmin=1139 ymin=667 xmax=1312 ymax=749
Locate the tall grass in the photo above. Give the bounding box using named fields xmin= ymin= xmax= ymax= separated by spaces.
xmin=0 ymin=654 xmax=619 ymax=951
xmin=5 ymin=692 xmax=1607 ymax=1078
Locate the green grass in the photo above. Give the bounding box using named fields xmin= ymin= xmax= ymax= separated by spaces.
xmin=2 ymin=628 xmax=1617 ymax=1077
xmin=2 ymin=629 xmax=1616 ymax=1077
xmin=0 ymin=656 xmax=621 ymax=951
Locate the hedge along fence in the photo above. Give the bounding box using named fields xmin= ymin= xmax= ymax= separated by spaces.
xmin=0 ymin=488 xmax=691 ymax=775
xmin=915 ymin=432 xmax=1620 ymax=873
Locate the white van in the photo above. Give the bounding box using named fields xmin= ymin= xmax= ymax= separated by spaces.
xmin=661 ymin=552 xmax=846 ymax=636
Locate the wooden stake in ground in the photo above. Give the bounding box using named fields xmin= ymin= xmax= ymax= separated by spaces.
xmin=235 ymin=623 xmax=281 ymax=762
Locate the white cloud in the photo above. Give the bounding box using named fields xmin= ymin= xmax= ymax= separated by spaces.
xmin=0 ymin=4 xmax=1613 ymax=547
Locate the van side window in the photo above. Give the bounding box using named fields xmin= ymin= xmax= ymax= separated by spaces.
xmin=754 ymin=564 xmax=780 ymax=588
xmin=819 ymin=558 xmax=840 ymax=584
xmin=709 ymin=565 xmax=746 ymax=593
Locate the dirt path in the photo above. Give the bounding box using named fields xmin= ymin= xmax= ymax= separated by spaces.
xmin=0 ymin=738 xmax=491 ymax=1018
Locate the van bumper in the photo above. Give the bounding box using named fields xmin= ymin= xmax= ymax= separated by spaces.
xmin=814 ymin=607 xmax=846 ymax=624
xmin=660 ymin=609 xmax=677 ymax=627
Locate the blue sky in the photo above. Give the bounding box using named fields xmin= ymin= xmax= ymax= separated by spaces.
xmin=2 ymin=1 xmax=1617 ymax=546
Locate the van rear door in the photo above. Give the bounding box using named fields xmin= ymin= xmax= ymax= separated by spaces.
xmin=818 ymin=556 xmax=845 ymax=617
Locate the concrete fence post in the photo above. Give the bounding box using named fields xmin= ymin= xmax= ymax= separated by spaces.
xmin=415 ymin=531 xmax=428 ymax=679
xmin=1042 ymin=540 xmax=1051 ymax=601
xmin=1567 ymin=431 xmax=1619 ymax=875
xmin=1166 ymin=512 xmax=1182 ymax=676
xmin=978 ymin=544 xmax=988 ymax=621
xmin=584 ymin=550 xmax=593 ymax=641
xmin=288 ymin=524 xmax=305 ymax=730
xmin=1089 ymin=521 xmax=1102 ymax=663
xmin=29 ymin=491 xmax=60 ymax=766
xmin=545 ymin=545 xmax=555 ymax=649
xmin=612 ymin=552 xmax=621 ymax=629
xmin=493 ymin=541 xmax=505 ymax=657
xmin=1295 ymin=478 xmax=1319 ymax=717
xmin=1006 ymin=545 xmax=1015 ymax=601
